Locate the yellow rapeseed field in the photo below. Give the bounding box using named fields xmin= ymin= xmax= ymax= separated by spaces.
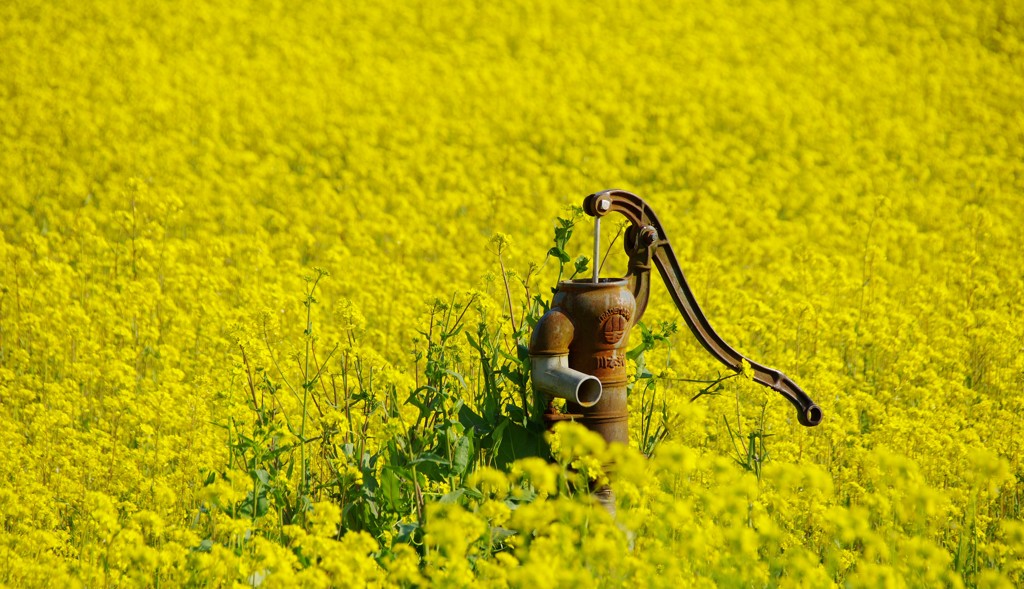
xmin=2 ymin=0 xmax=1023 ymax=586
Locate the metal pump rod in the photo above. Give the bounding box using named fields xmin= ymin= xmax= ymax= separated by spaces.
xmin=593 ymin=217 xmax=600 ymax=283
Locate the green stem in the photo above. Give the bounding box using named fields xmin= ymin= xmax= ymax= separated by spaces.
xmin=299 ymin=271 xmax=325 ymax=520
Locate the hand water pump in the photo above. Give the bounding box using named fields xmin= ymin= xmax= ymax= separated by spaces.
xmin=529 ymin=190 xmax=822 ymax=507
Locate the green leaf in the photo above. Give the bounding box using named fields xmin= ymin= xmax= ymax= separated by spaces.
xmin=439 ymin=489 xmax=465 ymax=504
xmin=489 ymin=417 xmax=510 ymax=456
xmin=548 ymin=247 xmax=570 ymax=264
xmin=410 ymin=453 xmax=446 ymax=466
xmin=396 ymin=522 xmax=420 ymax=542
xmin=444 ymin=369 xmax=467 ymax=389
xmin=458 ymin=405 xmax=488 ymax=433
xmin=452 ymin=433 xmax=473 ymax=476
xmin=254 ymin=469 xmax=270 ymax=486
xmin=574 ymin=256 xmax=590 ymax=274
xmin=494 ymin=420 xmax=548 ymax=469
xmin=490 ymin=526 xmax=516 ymax=543
xmin=379 ymin=467 xmax=402 ymax=510
xmin=516 ymin=343 xmax=530 ymax=363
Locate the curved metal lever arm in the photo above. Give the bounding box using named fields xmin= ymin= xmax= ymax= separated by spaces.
xmin=583 ymin=189 xmax=822 ymax=427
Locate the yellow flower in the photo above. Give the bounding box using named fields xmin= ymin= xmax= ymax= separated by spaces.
xmin=3 ymin=0 xmax=1023 ymax=585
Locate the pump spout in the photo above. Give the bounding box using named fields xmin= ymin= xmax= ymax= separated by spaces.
xmin=532 ymin=355 xmax=602 ymax=407
xmin=529 ymin=307 xmax=603 ymax=407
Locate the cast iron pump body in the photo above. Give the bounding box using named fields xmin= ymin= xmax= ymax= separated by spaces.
xmin=530 ymin=190 xmax=823 ymax=453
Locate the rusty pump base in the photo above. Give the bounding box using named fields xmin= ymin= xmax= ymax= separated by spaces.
xmin=529 ymin=190 xmax=822 ymax=512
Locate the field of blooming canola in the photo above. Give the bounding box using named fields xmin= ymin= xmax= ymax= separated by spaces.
xmin=2 ymin=0 xmax=1023 ymax=586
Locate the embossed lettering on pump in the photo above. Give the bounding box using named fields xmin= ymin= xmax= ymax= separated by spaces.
xmin=599 ymin=307 xmax=631 ymax=344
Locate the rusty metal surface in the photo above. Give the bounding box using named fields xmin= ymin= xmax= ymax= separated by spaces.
xmin=529 ymin=309 xmax=574 ymax=356
xmin=531 ymin=278 xmax=637 ymax=446
xmin=583 ymin=189 xmax=823 ymax=427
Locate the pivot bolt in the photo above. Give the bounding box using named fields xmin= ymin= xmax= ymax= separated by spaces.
xmin=639 ymin=226 xmax=658 ymax=245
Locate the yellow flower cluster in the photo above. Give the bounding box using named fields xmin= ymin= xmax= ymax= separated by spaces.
xmin=2 ymin=0 xmax=1023 ymax=586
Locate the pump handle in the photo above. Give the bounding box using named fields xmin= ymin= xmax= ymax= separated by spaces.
xmin=583 ymin=189 xmax=822 ymax=427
